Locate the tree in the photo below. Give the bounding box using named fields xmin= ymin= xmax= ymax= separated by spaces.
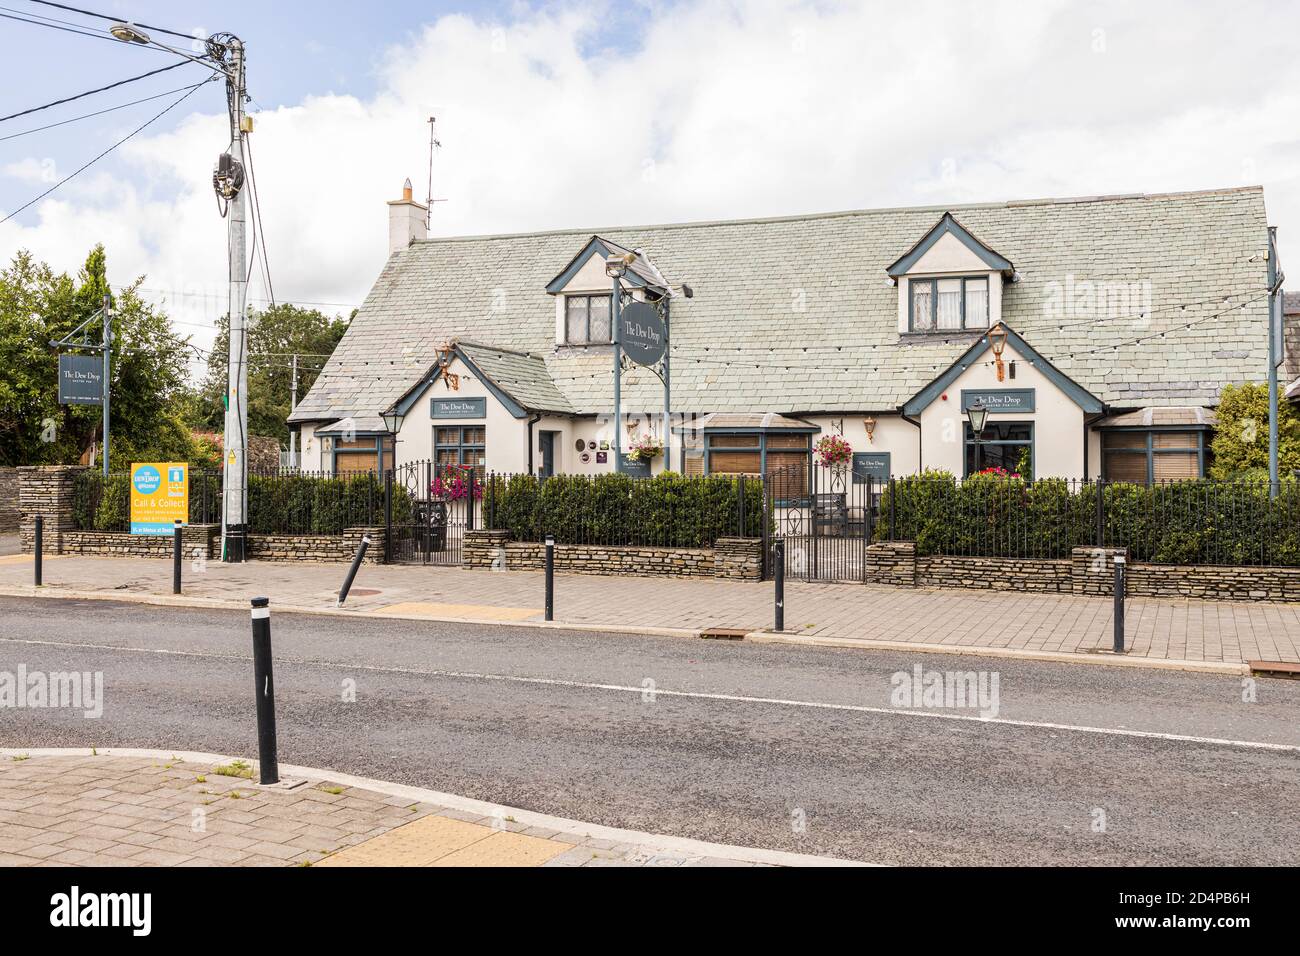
xmin=0 ymin=246 xmax=212 ymax=468
xmin=1208 ymin=382 xmax=1300 ymax=480
xmin=194 ymin=303 xmax=349 ymax=444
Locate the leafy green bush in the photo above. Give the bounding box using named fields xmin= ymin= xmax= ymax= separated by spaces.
xmin=876 ymin=471 xmax=1300 ymax=565
xmin=483 ymin=471 xmax=765 ymax=548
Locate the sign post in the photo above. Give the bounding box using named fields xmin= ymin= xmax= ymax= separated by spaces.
xmin=129 ymin=463 xmax=189 ymax=536
xmin=50 ymin=294 xmax=112 ymax=476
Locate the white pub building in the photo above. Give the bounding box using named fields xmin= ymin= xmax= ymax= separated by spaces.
xmin=289 ymin=182 xmax=1279 ymax=491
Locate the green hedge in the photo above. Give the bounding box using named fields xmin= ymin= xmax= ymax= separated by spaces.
xmin=483 ymin=471 xmax=765 ymax=548
xmin=877 ymin=471 xmax=1300 ymax=565
xmin=73 ymin=471 xmax=411 ymax=536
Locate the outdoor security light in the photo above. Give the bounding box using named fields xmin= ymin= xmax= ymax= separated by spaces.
xmin=605 ymin=253 xmax=633 ymax=278
xmin=966 ymin=400 xmax=989 ymax=437
xmin=109 ymin=22 xmax=151 ymax=44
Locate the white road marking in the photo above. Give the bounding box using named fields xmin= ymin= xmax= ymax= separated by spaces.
xmin=3 ymin=636 xmax=1297 ymax=755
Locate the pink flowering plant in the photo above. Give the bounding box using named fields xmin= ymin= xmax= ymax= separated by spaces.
xmin=814 ymin=434 xmax=853 ymax=468
xmin=975 ymin=465 xmax=1022 ymax=480
xmin=430 ymin=465 xmax=483 ymax=501
xmin=627 ymin=433 xmax=663 ymax=462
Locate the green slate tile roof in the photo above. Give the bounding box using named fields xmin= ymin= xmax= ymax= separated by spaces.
xmin=290 ymin=186 xmax=1271 ymax=424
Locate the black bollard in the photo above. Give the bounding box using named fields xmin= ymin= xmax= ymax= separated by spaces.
xmin=34 ymin=515 xmax=43 ymax=587
xmin=774 ymin=538 xmax=785 ymax=632
xmin=544 ymin=534 xmax=555 ymax=621
xmin=337 ymin=534 xmax=370 ymax=607
xmin=173 ymin=520 xmax=183 ymax=594
xmin=1113 ymin=555 xmax=1126 ymax=653
xmin=250 ymin=597 xmax=279 ymax=785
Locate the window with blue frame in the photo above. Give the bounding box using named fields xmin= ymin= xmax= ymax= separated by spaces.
xmin=1102 ymin=429 xmax=1206 ymax=484
xmin=435 ymin=425 xmax=486 ymax=477
xmin=331 ymin=435 xmax=393 ymax=475
xmin=704 ymin=431 xmax=811 ymax=501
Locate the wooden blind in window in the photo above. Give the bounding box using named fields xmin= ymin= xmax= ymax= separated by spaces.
xmin=709 ymin=451 xmax=761 ymax=474
xmin=1153 ymin=453 xmax=1199 ymax=481
xmin=766 ymin=451 xmax=808 ymax=498
xmin=1104 ymin=452 xmax=1148 ymax=483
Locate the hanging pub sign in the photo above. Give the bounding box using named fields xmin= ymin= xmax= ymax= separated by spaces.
xmin=58 ymin=354 xmax=103 ymax=405
xmin=618 ymin=301 xmax=666 ymax=366
xmin=129 ymin=463 xmax=188 ymax=536
xmin=961 ymin=389 xmax=1035 ymax=413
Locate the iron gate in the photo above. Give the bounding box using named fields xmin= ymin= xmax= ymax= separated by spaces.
xmin=386 ymin=460 xmax=479 ymax=565
xmin=766 ymin=463 xmax=880 ymax=582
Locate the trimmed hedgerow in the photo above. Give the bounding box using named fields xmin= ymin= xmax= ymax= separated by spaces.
xmin=482 ymin=471 xmax=765 ymax=548
xmin=876 ymin=472 xmax=1300 ymax=566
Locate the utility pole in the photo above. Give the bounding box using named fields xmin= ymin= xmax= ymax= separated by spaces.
xmin=222 ymin=37 xmax=249 ymax=560
xmin=288 ymin=353 xmax=297 ymax=466
xmin=1267 ymin=226 xmax=1282 ymax=496
xmin=101 ymin=293 xmax=111 ymax=478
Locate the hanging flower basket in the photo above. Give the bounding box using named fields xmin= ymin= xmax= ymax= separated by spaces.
xmin=814 ymin=434 xmax=853 ymax=469
xmin=430 ymin=465 xmax=483 ymax=500
xmin=627 ymin=434 xmax=663 ymax=462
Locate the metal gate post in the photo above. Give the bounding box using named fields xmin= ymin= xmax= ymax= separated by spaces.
xmin=384 ymin=468 xmax=393 ymax=564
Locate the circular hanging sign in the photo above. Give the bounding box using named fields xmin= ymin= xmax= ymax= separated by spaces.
xmin=619 ymin=301 xmax=666 ymax=366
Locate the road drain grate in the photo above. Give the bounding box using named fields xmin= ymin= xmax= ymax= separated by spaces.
xmin=1247 ymin=660 xmax=1300 ymax=679
xmin=699 ymin=627 xmax=749 ymax=640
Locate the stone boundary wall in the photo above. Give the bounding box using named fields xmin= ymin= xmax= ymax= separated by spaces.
xmin=247 ymin=527 xmax=383 ymax=564
xmin=0 ymin=466 xmax=18 ymax=531
xmin=462 ymin=530 xmax=763 ymax=580
xmin=915 ymin=553 xmax=1073 ymax=593
xmin=864 ymin=542 xmax=1300 ymax=604
xmin=61 ymin=525 xmax=221 ymax=560
xmin=19 ymin=465 xmax=85 ymax=554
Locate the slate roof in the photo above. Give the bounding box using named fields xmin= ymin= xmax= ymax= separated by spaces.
xmin=290 ymin=186 xmax=1272 ymax=424
xmin=456 ymin=343 xmax=574 ymax=414
xmin=1094 ymin=406 xmax=1217 ymax=428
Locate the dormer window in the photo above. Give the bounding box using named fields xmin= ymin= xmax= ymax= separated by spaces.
xmin=565 ymin=294 xmax=612 ymax=345
xmin=910 ymin=277 xmax=989 ymax=331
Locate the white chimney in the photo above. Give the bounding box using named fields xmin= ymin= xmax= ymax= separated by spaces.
xmin=387 ymin=177 xmax=428 ymax=253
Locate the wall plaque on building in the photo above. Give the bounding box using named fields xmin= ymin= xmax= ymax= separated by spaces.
xmin=618 ymin=301 xmax=666 ymax=366
xmin=851 ymin=452 xmax=891 ymax=484
xmin=431 ymin=397 xmax=486 ymax=419
xmin=58 ymin=354 xmax=103 ymax=405
xmin=961 ymin=389 xmax=1035 ymax=413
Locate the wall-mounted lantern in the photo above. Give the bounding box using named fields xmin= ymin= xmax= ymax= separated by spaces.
xmin=988 ymin=324 xmax=1009 ymax=382
xmin=863 ymin=416 xmax=877 ymax=444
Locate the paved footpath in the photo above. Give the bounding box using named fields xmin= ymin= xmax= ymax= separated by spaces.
xmin=1 ymin=553 xmax=1297 ymax=667
xmin=0 ymin=751 xmax=855 ymax=867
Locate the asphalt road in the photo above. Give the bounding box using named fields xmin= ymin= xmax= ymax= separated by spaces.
xmin=2 ymin=596 xmax=1298 ymax=865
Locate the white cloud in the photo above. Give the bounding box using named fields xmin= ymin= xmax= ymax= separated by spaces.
xmin=2 ymin=0 xmax=1298 ymax=369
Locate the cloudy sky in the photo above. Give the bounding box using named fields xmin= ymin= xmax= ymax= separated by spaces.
xmin=1 ymin=0 xmax=1296 ymax=371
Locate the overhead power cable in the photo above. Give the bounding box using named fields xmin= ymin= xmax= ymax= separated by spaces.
xmin=0 ymin=78 xmax=216 ymax=225
xmin=0 ymin=82 xmax=207 ymax=142
xmin=28 ymin=0 xmax=196 ymax=41
xmin=0 ymin=8 xmax=182 ymax=51
xmin=0 ymin=58 xmax=196 ymax=123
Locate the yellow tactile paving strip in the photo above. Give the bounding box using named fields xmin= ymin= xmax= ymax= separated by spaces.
xmin=372 ymin=600 xmax=540 ymax=622
xmin=315 ymin=814 xmax=569 ymax=867
xmin=0 ymin=553 xmax=67 ymax=565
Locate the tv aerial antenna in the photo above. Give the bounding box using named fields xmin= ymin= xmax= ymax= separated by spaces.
xmin=426 ymin=116 xmax=447 ymax=230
